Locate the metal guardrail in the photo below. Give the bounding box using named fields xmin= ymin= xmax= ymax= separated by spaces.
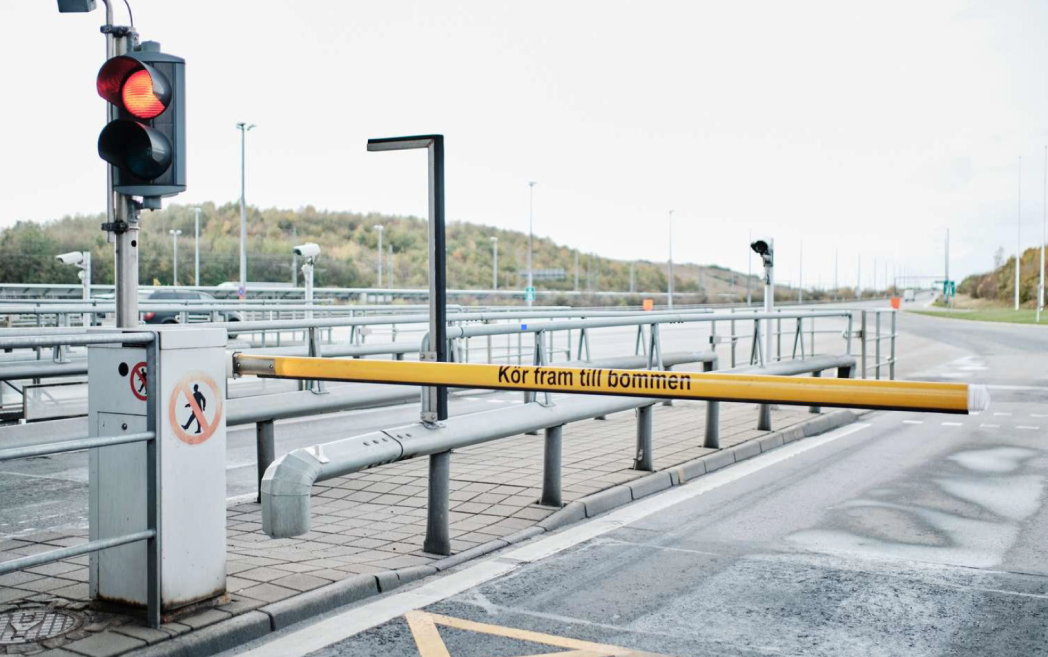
xmin=0 ymin=331 xmax=162 ymax=629
xmin=245 ymin=351 xmax=718 ymax=503
xmin=859 ymin=309 xmax=898 ymax=380
xmin=255 ymin=353 xmax=864 ymax=555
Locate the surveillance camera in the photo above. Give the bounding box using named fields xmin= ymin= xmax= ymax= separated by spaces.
xmin=292 ymin=243 xmax=320 ymax=258
xmin=55 ymin=252 xmax=85 ymax=266
xmin=750 ymin=239 xmax=774 ymax=266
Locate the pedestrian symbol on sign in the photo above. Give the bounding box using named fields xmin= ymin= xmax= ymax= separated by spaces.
xmin=168 ymin=372 xmax=223 ymax=446
xmin=129 ymin=361 xmax=148 ymax=401
xmin=181 ymin=384 xmax=207 ymax=434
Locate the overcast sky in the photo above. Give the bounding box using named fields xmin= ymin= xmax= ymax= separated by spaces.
xmin=3 ymin=0 xmax=1047 ymax=287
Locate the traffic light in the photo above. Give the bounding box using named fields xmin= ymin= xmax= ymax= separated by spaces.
xmin=97 ymin=41 xmax=185 ymax=200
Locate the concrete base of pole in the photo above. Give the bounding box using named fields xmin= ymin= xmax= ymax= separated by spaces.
xmin=541 ymin=426 xmax=563 ymax=507
xmin=423 ymin=451 xmax=452 ymax=556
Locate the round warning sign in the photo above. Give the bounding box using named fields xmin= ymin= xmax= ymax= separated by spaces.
xmin=130 ymin=362 xmax=148 ymax=401
xmin=168 ymin=372 xmax=223 ymax=446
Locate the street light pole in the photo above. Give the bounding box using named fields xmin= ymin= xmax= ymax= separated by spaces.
xmin=746 ymin=229 xmax=753 ymax=306
xmin=527 ymin=181 xmax=536 ymax=307
xmin=374 ymin=225 xmax=384 ymax=287
xmin=1017 ymin=156 xmax=1023 ymax=311
xmin=834 ymin=248 xmax=838 ymax=301
xmin=193 ymin=207 xmax=201 ymax=287
xmin=857 ymin=255 xmax=861 ymax=300
xmin=1040 ymin=145 xmax=1047 ymax=322
xmin=799 ymin=241 xmax=804 ymax=303
xmin=668 ymin=210 xmax=674 ymax=309
xmin=490 ymin=236 xmax=498 ymax=290
xmin=169 ymin=229 xmax=182 ymax=286
xmin=237 ymin=122 xmax=256 ymax=300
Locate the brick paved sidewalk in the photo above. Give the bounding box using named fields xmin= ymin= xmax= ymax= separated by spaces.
xmin=0 ymin=400 xmax=816 ymax=656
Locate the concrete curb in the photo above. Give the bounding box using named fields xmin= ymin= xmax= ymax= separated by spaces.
xmin=130 ymin=611 xmax=271 ymax=657
xmin=125 ymin=408 xmax=860 ymax=657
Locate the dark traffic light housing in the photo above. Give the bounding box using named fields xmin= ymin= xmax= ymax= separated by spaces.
xmin=97 ymin=41 xmax=185 ymax=200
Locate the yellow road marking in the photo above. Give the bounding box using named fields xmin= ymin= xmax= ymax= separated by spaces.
xmin=237 ymin=355 xmax=977 ymax=414
xmin=404 ymin=610 xmax=672 ymax=657
xmin=405 ymin=611 xmax=451 ymax=657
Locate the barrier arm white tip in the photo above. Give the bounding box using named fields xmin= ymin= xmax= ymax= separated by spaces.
xmin=968 ymin=384 xmax=990 ymax=413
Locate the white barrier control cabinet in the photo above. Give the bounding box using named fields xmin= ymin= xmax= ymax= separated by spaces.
xmin=88 ymin=327 xmax=227 ymax=612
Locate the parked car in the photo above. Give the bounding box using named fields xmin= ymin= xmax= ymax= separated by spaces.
xmin=142 ymin=291 xmax=242 ymax=336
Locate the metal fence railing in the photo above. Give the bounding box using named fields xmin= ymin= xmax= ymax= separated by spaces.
xmin=0 ymin=331 xmax=162 ymax=629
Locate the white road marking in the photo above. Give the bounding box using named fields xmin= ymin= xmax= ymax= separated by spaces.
xmin=1032 ymin=414 xmax=1048 ymax=418
xmin=987 ymin=385 xmax=1048 ymax=392
xmin=941 ymin=422 xmax=963 ymax=427
xmin=239 ymin=422 xmax=871 ymax=657
xmin=1016 ymin=426 xmax=1040 ymax=431
xmin=994 ymin=412 xmax=1012 ymax=417
xmin=980 ymin=424 xmax=1001 ymax=429
xmin=903 ymin=420 xmax=924 ymax=425
xmin=485 ymin=399 xmax=506 ymax=404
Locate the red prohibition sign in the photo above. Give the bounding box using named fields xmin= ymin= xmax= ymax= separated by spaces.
xmin=130 ymin=362 xmax=148 ymax=401
xmin=168 ymin=372 xmax=223 ymax=446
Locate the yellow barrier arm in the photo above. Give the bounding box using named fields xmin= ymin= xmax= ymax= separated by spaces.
xmin=234 ymin=355 xmax=987 ymax=415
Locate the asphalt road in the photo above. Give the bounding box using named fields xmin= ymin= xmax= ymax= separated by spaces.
xmin=228 ymin=307 xmax=1048 ymax=657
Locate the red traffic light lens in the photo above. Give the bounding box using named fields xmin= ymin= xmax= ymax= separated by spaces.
xmin=97 ymin=56 xmax=171 ymax=118
xmin=122 ymin=70 xmax=166 ymax=119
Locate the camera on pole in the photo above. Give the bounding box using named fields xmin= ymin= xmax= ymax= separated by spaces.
xmin=96 ymin=41 xmax=186 ymax=206
xmin=292 ymin=243 xmax=321 ymax=261
xmin=751 ymin=239 xmax=774 ymax=284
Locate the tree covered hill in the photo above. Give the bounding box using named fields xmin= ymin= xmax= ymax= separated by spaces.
xmin=959 ymin=245 xmax=1048 ymax=306
xmin=0 ymin=202 xmax=770 ymax=301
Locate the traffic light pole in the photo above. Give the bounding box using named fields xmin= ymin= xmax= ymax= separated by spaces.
xmin=103 ymin=24 xmax=141 ymax=329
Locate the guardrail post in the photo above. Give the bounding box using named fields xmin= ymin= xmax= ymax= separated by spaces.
xmin=750 ymin=319 xmax=762 ymax=366
xmin=577 ymin=328 xmax=591 ymax=361
xmin=890 ymin=311 xmax=897 ymax=380
xmin=730 ymin=314 xmax=737 ymax=368
xmin=860 ymin=311 xmax=868 ymax=379
xmin=256 ymin=420 xmax=275 ymax=503
xmin=875 ymin=311 xmax=882 ymax=380
xmin=541 ymin=425 xmax=563 ymax=507
xmin=703 ymin=360 xmax=720 ymax=448
xmin=634 ymin=404 xmax=654 ymax=471
xmin=423 ymin=451 xmax=452 ymax=556
xmin=845 ymin=313 xmax=853 ymax=356
xmin=809 ymin=370 xmax=822 ymax=414
xmin=776 ymin=314 xmax=782 ymax=362
xmin=145 ymin=335 xmax=160 ymax=629
xmin=757 ymin=403 xmax=772 ymax=431
xmin=662 ymin=365 xmax=674 ymax=407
